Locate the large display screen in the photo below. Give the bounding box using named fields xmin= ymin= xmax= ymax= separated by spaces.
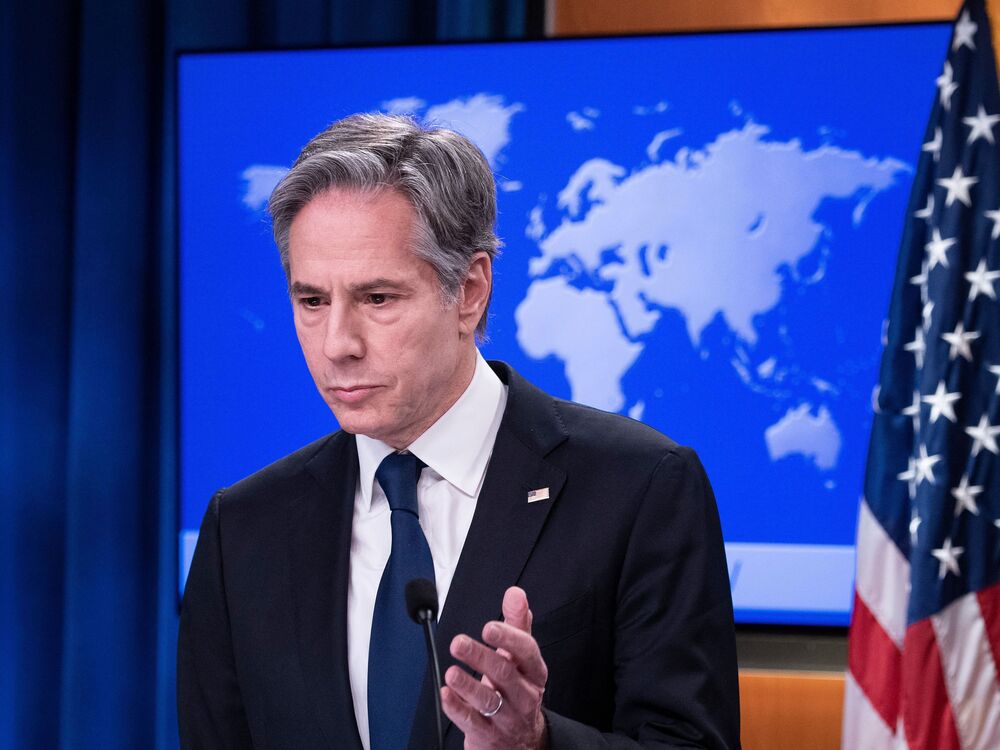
xmin=178 ymin=23 xmax=950 ymax=625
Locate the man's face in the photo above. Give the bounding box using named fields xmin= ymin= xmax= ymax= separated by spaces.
xmin=287 ymin=188 xmax=482 ymax=449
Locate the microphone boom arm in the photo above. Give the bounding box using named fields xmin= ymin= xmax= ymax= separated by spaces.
xmin=419 ymin=610 xmax=445 ymax=750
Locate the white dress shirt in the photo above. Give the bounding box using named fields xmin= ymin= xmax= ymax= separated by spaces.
xmin=347 ymin=352 xmax=507 ymax=750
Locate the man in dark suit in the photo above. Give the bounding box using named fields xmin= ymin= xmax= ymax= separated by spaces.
xmin=177 ymin=114 xmax=740 ymax=749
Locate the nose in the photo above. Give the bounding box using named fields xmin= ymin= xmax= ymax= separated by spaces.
xmin=322 ymin=301 xmax=365 ymax=362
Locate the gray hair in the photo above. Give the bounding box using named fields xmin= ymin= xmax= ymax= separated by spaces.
xmin=268 ymin=113 xmax=501 ymax=338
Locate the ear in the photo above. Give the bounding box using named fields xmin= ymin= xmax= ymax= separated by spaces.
xmin=456 ymin=252 xmax=492 ymax=338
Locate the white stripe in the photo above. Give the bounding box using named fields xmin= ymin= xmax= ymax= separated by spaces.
xmin=931 ymin=592 xmax=1000 ymax=750
xmin=855 ymin=499 xmax=909 ymax=647
xmin=843 ymin=671 xmax=906 ymax=750
xmin=726 ymin=542 xmax=855 ymax=613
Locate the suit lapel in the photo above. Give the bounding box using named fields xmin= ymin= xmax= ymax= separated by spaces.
xmin=288 ymin=432 xmax=364 ymax=750
xmin=410 ymin=362 xmax=569 ymax=747
xmin=436 ymin=420 xmax=568 ymax=655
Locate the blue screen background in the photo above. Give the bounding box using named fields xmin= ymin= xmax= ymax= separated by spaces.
xmin=179 ymin=24 xmax=950 ymax=624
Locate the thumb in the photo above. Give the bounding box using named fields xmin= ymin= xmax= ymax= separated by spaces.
xmin=502 ymin=586 xmax=532 ymax=634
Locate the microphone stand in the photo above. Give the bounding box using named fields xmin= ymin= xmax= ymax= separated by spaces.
xmin=417 ymin=609 xmax=445 ymax=750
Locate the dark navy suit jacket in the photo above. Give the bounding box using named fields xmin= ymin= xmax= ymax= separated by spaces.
xmin=177 ymin=362 xmax=741 ymax=748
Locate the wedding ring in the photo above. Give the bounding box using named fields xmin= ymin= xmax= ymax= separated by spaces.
xmin=480 ymin=690 xmax=503 ymax=718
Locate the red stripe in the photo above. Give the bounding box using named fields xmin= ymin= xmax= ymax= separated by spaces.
xmin=848 ymin=591 xmax=902 ymax=730
xmin=977 ymin=581 xmax=1000 ymax=686
xmin=902 ymin=618 xmax=962 ymax=750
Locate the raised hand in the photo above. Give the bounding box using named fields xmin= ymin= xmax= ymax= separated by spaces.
xmin=441 ymin=587 xmax=549 ymax=750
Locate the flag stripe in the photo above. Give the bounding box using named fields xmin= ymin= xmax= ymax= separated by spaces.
xmin=902 ymin=619 xmax=963 ymax=750
xmin=856 ymin=498 xmax=910 ymax=647
xmin=848 ymin=591 xmax=903 ymax=729
xmin=843 ymin=671 xmax=904 ymax=750
xmin=931 ymin=591 xmax=1000 ymax=750
xmin=976 ymin=581 xmax=1000 ymax=681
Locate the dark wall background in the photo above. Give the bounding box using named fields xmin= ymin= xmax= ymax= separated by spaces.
xmin=0 ymin=2 xmax=536 ymax=747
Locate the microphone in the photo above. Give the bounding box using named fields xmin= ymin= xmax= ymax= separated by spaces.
xmin=405 ymin=578 xmax=444 ymax=750
xmin=405 ymin=577 xmax=439 ymax=623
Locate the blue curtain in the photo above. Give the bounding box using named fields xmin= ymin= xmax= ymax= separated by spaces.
xmin=0 ymin=1 xmax=534 ymax=747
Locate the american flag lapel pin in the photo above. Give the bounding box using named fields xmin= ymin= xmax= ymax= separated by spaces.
xmin=527 ymin=487 xmax=550 ymax=503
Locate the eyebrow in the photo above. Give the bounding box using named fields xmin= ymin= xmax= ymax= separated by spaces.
xmin=347 ymin=277 xmax=413 ymax=295
xmin=288 ymin=278 xmax=414 ymax=296
xmin=289 ymin=281 xmax=326 ymax=296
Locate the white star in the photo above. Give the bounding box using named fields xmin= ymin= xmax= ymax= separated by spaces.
xmin=902 ymin=389 xmax=922 ymax=431
xmin=915 ymin=193 xmax=935 ymax=221
xmin=922 ymin=128 xmax=943 ymax=162
xmin=922 ymin=300 xmax=935 ymax=330
xmin=932 ymin=538 xmax=964 ymax=579
xmin=985 ymin=208 xmax=1000 ymax=240
xmin=990 ymin=364 xmax=1000 ymax=394
xmin=925 ymin=228 xmax=956 ymax=269
xmin=965 ymin=413 xmax=1000 ymax=456
xmin=912 ymin=262 xmax=930 ymax=306
xmin=922 ymin=380 xmax=961 ymax=423
xmin=905 ymin=327 xmax=926 ymax=369
xmin=952 ymin=475 xmax=983 ymax=516
xmin=898 ymin=456 xmax=918 ymax=499
xmin=963 ymin=105 xmax=1000 ymax=145
xmin=915 ymin=444 xmax=942 ymax=486
xmin=952 ymin=9 xmax=978 ymax=51
xmin=910 ymin=512 xmax=922 ymax=546
xmin=965 ymin=259 xmax=1000 ymax=301
xmin=942 ymin=321 xmax=980 ymax=361
xmin=937 ymin=165 xmax=978 ymax=207
xmin=937 ymin=62 xmax=959 ymax=110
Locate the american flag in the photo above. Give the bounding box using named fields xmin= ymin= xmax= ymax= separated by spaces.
xmin=843 ymin=1 xmax=1000 ymax=748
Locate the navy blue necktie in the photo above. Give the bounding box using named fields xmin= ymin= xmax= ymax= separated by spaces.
xmin=368 ymin=452 xmax=435 ymax=750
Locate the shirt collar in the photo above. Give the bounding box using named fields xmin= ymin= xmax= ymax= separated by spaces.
xmin=355 ymin=352 xmax=506 ymax=510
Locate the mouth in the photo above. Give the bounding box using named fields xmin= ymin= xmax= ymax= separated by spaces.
xmin=327 ymin=385 xmax=382 ymax=404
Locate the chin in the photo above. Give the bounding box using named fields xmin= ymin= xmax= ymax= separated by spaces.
xmin=329 ymin=411 xmax=389 ymax=442
xmin=329 ymin=413 xmax=368 ymax=436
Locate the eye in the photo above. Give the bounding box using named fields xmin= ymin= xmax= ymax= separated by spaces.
xmin=367 ymin=293 xmax=389 ymax=305
xmin=300 ymin=296 xmax=323 ymax=308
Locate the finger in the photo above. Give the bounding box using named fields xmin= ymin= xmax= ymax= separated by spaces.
xmin=443 ymin=665 xmax=502 ymax=717
xmin=440 ymin=685 xmax=495 ymax=742
xmin=445 ymin=665 xmax=538 ymax=741
xmin=502 ymin=586 xmax=532 ymax=633
xmin=482 ymin=621 xmax=548 ymax=687
xmin=450 ymin=635 xmax=533 ymax=711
